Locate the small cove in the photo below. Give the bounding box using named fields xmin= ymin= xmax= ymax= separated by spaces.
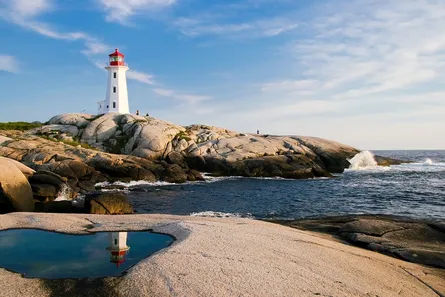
xmin=0 ymin=229 xmax=174 ymax=279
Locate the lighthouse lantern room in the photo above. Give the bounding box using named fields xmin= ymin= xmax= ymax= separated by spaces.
xmin=98 ymin=49 xmax=130 ymax=114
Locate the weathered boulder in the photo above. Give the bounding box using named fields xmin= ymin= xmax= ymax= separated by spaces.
xmin=48 ymin=113 xmax=94 ymax=128
xmin=164 ymin=164 xmax=188 ymax=183
xmin=0 ymin=156 xmax=35 ymax=177
xmin=166 ymin=151 xmax=184 ymax=165
xmin=29 ymin=170 xmax=75 ymax=201
xmin=374 ymin=155 xmax=406 ymax=166
xmin=85 ymin=192 xmax=134 ymax=214
xmin=0 ymin=158 xmax=35 ymax=213
xmin=31 ymin=183 xmax=58 ymax=201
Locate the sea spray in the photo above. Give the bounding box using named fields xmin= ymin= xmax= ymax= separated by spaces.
xmin=54 ymin=184 xmax=72 ymax=201
xmin=348 ymin=151 xmax=379 ymax=170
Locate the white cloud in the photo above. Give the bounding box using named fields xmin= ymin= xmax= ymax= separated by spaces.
xmin=127 ymin=70 xmax=155 ymax=85
xmin=153 ymin=88 xmax=211 ymax=104
xmin=292 ymin=0 xmax=445 ymax=97
xmin=261 ymin=80 xmax=319 ymax=92
xmin=0 ymin=0 xmax=110 ymax=57
xmin=4 ymin=0 xmax=52 ymax=17
xmin=97 ymin=0 xmax=176 ymax=24
xmin=173 ymin=17 xmax=298 ymax=38
xmin=0 ymin=55 xmax=19 ymax=73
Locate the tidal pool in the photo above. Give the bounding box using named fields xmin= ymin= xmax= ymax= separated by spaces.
xmin=0 ymin=229 xmax=174 ymax=279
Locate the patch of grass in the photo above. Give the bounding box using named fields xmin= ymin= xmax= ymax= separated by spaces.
xmin=0 ymin=122 xmax=43 ymax=131
xmin=39 ymin=135 xmax=96 ymax=150
xmin=175 ymin=130 xmax=191 ymax=142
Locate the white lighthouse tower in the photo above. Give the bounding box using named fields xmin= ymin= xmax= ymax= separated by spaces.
xmin=106 ymin=232 xmax=130 ymax=267
xmin=98 ymin=49 xmax=130 ymax=114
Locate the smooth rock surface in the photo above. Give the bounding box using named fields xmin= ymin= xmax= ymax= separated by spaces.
xmin=0 ymin=213 xmax=443 ymax=297
xmin=0 ymin=159 xmax=35 ymax=212
xmin=275 ymin=215 xmax=445 ymax=269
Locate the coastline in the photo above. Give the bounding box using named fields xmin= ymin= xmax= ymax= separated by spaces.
xmin=0 ymin=212 xmax=443 ymax=297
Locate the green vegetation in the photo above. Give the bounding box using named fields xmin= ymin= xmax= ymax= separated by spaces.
xmin=0 ymin=122 xmax=43 ymax=131
xmin=39 ymin=135 xmax=96 ymax=150
xmin=175 ymin=130 xmax=191 ymax=142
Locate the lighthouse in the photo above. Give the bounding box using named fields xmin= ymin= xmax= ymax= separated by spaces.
xmin=98 ymin=49 xmax=130 ymax=114
xmin=106 ymin=232 xmax=130 ymax=267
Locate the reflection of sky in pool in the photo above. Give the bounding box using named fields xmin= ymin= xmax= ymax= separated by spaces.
xmin=0 ymin=229 xmax=174 ymax=279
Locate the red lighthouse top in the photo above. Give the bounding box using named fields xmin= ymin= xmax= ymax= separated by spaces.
xmin=109 ymin=48 xmax=125 ymax=66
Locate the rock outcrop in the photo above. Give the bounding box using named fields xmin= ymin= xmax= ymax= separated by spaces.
xmin=1 ymin=113 xmax=406 ymax=190
xmin=0 ymin=158 xmax=35 ymax=213
xmin=27 ymin=113 xmax=381 ymax=179
xmin=275 ymin=215 xmax=445 ymax=269
xmin=0 ymin=131 xmax=201 ymax=197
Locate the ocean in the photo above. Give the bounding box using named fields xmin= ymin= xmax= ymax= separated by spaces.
xmin=98 ymin=150 xmax=445 ymax=220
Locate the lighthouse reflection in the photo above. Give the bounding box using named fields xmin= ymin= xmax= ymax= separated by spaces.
xmin=106 ymin=232 xmax=131 ymax=267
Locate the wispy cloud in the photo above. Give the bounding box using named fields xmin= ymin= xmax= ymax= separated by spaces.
xmin=0 ymin=55 xmax=20 ymax=73
xmin=127 ymin=70 xmax=155 ymax=85
xmin=0 ymin=0 xmax=110 ymax=57
xmin=173 ymin=16 xmax=298 ymax=38
xmin=291 ymin=0 xmax=445 ymax=97
xmin=153 ymin=88 xmax=211 ymax=104
xmin=3 ymin=0 xmax=52 ymax=17
xmin=255 ymin=0 xmax=445 ymax=114
xmin=97 ymin=0 xmax=177 ymax=24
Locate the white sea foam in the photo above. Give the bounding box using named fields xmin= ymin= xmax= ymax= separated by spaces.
xmin=95 ymin=180 xmax=176 ymax=188
xmin=190 ymin=211 xmax=253 ymax=219
xmin=347 ymin=151 xmax=382 ymax=171
xmin=390 ymin=158 xmax=445 ymax=172
xmin=54 ymin=184 xmax=72 ymax=201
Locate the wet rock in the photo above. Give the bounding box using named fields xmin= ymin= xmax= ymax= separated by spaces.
xmin=166 ymin=151 xmax=184 ymax=165
xmin=187 ymin=169 xmax=205 ymax=182
xmin=374 ymin=155 xmax=406 ymax=166
xmin=34 ymin=201 xmax=78 ymax=213
xmin=85 ymin=192 xmax=134 ymax=215
xmin=164 ymin=164 xmax=188 ymax=183
xmin=31 ymin=183 xmax=58 ymax=201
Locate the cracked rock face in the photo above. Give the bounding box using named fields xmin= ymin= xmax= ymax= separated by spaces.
xmin=276 ymin=215 xmax=445 ymax=269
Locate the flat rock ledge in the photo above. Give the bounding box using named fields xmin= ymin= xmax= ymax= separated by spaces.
xmin=273 ymin=215 xmax=445 ymax=270
xmin=0 ymin=213 xmax=444 ymax=297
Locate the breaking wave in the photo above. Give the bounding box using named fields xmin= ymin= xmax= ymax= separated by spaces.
xmin=95 ymin=180 xmax=176 ymax=188
xmin=347 ymin=151 xmax=381 ymax=171
xmin=54 ymin=184 xmax=72 ymax=201
xmin=189 ymin=211 xmax=253 ymax=219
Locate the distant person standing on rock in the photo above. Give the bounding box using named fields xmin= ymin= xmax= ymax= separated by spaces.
xmin=136 ymin=110 xmax=140 ymax=116
xmin=257 ymin=130 xmax=260 ymax=135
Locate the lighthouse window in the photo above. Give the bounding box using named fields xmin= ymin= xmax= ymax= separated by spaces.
xmin=113 ymin=72 xmax=116 ymax=78
xmin=113 ymin=86 xmax=116 ymax=93
xmin=113 ymin=102 xmax=116 ymax=108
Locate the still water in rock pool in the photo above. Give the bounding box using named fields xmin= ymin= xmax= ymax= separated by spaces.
xmin=0 ymin=229 xmax=174 ymax=279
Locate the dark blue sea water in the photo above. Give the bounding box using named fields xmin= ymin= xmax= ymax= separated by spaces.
xmin=101 ymin=150 xmax=445 ymax=220
xmin=0 ymin=229 xmax=174 ymax=279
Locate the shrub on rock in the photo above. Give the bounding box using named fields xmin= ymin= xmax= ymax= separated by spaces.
xmin=85 ymin=192 xmax=134 ymax=215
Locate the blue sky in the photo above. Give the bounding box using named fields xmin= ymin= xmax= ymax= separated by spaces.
xmin=1 ymin=0 xmax=445 ymax=149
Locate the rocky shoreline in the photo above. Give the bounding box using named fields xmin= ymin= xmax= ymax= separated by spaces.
xmin=0 ymin=113 xmax=407 ymax=214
